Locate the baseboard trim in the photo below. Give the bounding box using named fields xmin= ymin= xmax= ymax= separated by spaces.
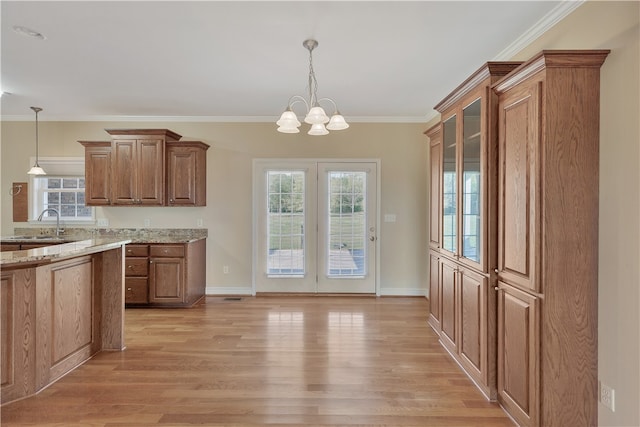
xmin=379 ymin=287 xmax=427 ymax=297
xmin=206 ymin=286 xmax=427 ymax=297
xmin=206 ymin=286 xmax=253 ymax=296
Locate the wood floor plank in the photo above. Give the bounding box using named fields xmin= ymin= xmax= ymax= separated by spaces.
xmin=1 ymin=296 xmax=513 ymax=426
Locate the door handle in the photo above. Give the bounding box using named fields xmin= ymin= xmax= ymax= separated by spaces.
xmin=369 ymin=236 xmax=376 ymax=242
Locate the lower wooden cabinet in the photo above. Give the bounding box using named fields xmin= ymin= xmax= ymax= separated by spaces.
xmin=124 ymin=239 xmax=206 ymax=307
xmin=429 ymin=255 xmax=496 ymax=400
xmin=497 ymin=282 xmax=540 ymax=427
xmin=427 ymin=252 xmax=441 ymax=331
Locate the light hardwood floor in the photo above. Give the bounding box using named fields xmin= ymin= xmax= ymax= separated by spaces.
xmin=1 ymin=296 xmax=513 ymax=426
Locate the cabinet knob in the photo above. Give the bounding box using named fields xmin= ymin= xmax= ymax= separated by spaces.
xmin=127 ymin=265 xmax=133 ymax=269
xmin=150 ymin=260 xmax=153 ymax=264
xmin=494 ymin=268 xmax=499 ymax=274
xmin=170 ymin=199 xmax=174 ymax=203
xmin=127 ymin=287 xmax=132 ymax=291
xmin=127 ymin=249 xmax=132 ymax=253
xmin=494 ymin=286 xmax=499 ymax=291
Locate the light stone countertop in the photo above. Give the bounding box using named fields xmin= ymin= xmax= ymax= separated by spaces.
xmin=0 ymin=238 xmax=131 ymax=267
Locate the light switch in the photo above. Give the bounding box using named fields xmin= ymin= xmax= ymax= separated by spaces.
xmin=384 ymin=214 xmax=397 ymax=223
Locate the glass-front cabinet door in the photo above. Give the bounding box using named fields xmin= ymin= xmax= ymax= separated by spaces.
xmin=442 ymin=115 xmax=457 ymax=255
xmin=461 ymin=99 xmax=482 ymax=263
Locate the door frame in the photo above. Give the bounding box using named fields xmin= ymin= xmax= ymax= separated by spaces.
xmin=252 ymin=158 xmax=381 ymax=296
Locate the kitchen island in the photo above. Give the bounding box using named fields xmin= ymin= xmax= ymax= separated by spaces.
xmin=1 ymin=238 xmax=130 ymax=405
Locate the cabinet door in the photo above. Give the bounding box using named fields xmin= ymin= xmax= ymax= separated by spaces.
xmin=167 ymin=147 xmax=198 ymax=206
xmin=497 ymin=83 xmax=541 ymax=293
xmin=441 ymin=114 xmax=458 ymax=256
xmin=460 ymin=98 xmax=483 ymax=266
xmin=459 ymin=267 xmax=486 ymax=379
xmin=137 ymin=139 xmax=164 ymax=205
xmin=439 ymin=258 xmax=457 ymax=352
xmin=111 ymin=140 xmax=137 ymax=205
xmin=125 ymin=277 xmax=148 ymax=304
xmin=428 ymin=128 xmax=442 ymax=249
xmin=84 ymin=146 xmax=112 ymax=205
xmin=497 ymin=282 xmax=539 ymax=427
xmin=428 ymin=252 xmax=441 ymax=332
xmin=149 ymin=257 xmax=184 ymax=303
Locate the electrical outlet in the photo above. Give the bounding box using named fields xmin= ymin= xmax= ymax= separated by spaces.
xmin=223 ymin=265 xmax=229 ymax=274
xmin=197 ymin=218 xmax=203 ymax=227
xmin=143 ymin=218 xmax=150 ymax=227
xmin=600 ymin=381 xmax=615 ymax=411
xmin=97 ymin=218 xmax=109 ymax=227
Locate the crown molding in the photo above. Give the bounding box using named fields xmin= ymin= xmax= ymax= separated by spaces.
xmin=492 ymin=0 xmax=586 ymax=60
xmin=0 ymin=114 xmax=432 ymax=123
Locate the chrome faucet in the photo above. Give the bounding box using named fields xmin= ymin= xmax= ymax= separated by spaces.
xmin=37 ymin=208 xmax=64 ymax=236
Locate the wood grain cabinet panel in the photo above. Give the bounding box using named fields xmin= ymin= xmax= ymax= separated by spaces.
xmin=80 ymin=141 xmax=112 ymax=205
xmin=126 ymin=240 xmax=205 ymax=307
xmin=439 ymin=258 xmax=457 ymax=353
xmin=167 ymin=143 xmax=208 ymax=206
xmin=427 ymin=252 xmax=441 ymax=331
xmin=112 ymin=138 xmax=164 ymax=205
xmin=427 ymin=62 xmax=521 ymax=401
xmin=80 ymin=129 xmax=208 ymax=207
xmin=497 ymin=282 xmax=539 ymax=427
xmin=494 ymin=50 xmax=609 ymax=426
xmin=459 ymin=267 xmax=486 ymax=377
xmin=1 ymin=269 xmax=37 ymax=403
xmin=425 ymin=124 xmax=442 ymax=250
xmin=149 ymin=256 xmax=184 ymax=303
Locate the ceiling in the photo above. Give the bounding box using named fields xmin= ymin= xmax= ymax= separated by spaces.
xmin=1 ymin=1 xmax=577 ymax=123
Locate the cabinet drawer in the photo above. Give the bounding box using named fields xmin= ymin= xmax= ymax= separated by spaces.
xmin=150 ymin=245 xmax=184 ymax=258
xmin=125 ymin=244 xmax=149 ymax=257
xmin=125 ymin=277 xmax=149 ymax=304
xmin=125 ymin=258 xmax=148 ymax=276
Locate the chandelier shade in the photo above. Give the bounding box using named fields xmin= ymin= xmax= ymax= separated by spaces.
xmin=276 ymin=39 xmax=349 ymax=136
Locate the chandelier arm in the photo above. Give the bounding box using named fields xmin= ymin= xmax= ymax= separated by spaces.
xmin=287 ymin=96 xmax=310 ymax=115
xmin=317 ymin=97 xmax=340 ymax=115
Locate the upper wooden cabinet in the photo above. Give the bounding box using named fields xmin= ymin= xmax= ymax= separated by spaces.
xmin=434 ymin=62 xmax=521 ymax=272
xmin=80 ymin=129 xmax=209 ymax=207
xmin=80 ymin=141 xmax=112 ymax=205
xmin=166 ymin=142 xmax=208 ymax=206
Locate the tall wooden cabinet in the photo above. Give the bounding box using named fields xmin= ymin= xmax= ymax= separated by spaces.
xmin=80 ymin=129 xmax=209 ymax=207
xmin=493 ymin=50 xmax=609 ymax=427
xmin=426 ymin=62 xmax=521 ymax=400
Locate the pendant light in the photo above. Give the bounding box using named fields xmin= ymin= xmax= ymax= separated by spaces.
xmin=27 ymin=106 xmax=46 ymax=175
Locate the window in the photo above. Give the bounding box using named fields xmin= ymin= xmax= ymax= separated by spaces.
xmin=30 ymin=158 xmax=94 ymax=223
xmin=266 ymin=170 xmax=305 ymax=276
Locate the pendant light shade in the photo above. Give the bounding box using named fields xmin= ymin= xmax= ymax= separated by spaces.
xmin=27 ymin=106 xmax=46 ymax=175
xmin=276 ymin=39 xmax=348 ymax=135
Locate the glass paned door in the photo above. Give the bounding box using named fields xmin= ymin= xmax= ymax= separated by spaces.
xmin=318 ymin=163 xmax=377 ymax=293
xmin=462 ymin=99 xmax=482 ymax=262
xmin=255 ymin=160 xmax=377 ymax=294
xmin=267 ymin=171 xmax=305 ymax=275
xmin=442 ymin=115 xmax=457 ymax=254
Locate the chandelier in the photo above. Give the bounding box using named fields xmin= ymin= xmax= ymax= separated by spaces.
xmin=276 ymin=39 xmax=349 ymax=135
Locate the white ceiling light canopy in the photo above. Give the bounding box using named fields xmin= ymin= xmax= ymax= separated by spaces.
xmin=276 ymin=39 xmax=349 ymax=136
xmin=27 ymin=107 xmax=46 ymax=175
